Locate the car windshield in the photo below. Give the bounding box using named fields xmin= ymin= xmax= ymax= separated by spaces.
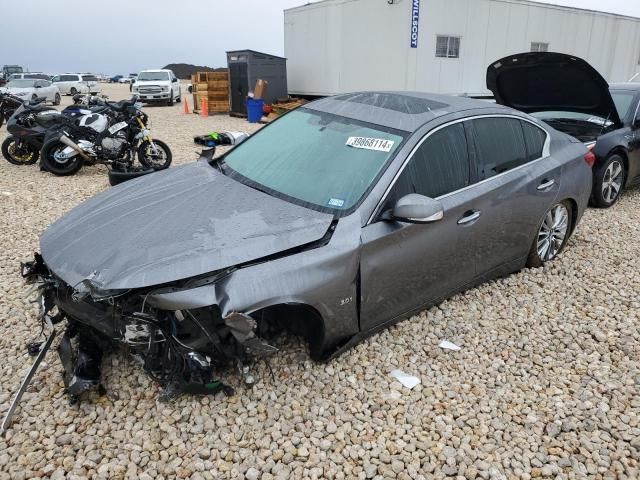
xmin=137 ymin=71 xmax=170 ymax=81
xmin=7 ymin=79 xmax=35 ymax=88
xmin=610 ymin=91 xmax=635 ymax=119
xmin=223 ymin=108 xmax=406 ymax=211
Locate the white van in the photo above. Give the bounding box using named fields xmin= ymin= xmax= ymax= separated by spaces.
xmin=9 ymin=72 xmax=51 ymax=81
xmin=52 ymin=73 xmax=101 ymax=95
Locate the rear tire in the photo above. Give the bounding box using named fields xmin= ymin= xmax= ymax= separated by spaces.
xmin=591 ymin=154 xmax=625 ymax=208
xmin=53 ymin=93 xmax=61 ymax=105
xmin=526 ymin=200 xmax=573 ymax=268
xmin=70 ymin=87 xmax=77 ymax=96
xmin=41 ymin=140 xmax=84 ymax=176
xmin=137 ymin=139 xmax=172 ymax=169
xmin=1 ymin=137 xmax=39 ymax=165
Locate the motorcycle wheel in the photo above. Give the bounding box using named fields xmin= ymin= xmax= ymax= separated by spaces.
xmin=137 ymin=139 xmax=172 ymax=170
xmin=41 ymin=141 xmax=83 ymax=176
xmin=1 ymin=136 xmax=40 ymax=165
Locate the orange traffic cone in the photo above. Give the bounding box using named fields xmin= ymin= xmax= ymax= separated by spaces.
xmin=183 ymin=97 xmax=190 ymax=114
xmin=200 ymin=98 xmax=208 ymax=117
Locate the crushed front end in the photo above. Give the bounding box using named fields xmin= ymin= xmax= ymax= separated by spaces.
xmin=21 ymin=253 xmax=276 ymax=402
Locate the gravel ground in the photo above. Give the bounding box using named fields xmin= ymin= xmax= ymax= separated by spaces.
xmin=1 ymin=83 xmax=639 ymax=479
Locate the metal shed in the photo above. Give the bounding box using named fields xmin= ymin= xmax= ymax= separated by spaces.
xmin=226 ymin=50 xmax=288 ymax=115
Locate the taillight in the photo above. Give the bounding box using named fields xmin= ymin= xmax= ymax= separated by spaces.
xmin=584 ymin=151 xmax=596 ymax=168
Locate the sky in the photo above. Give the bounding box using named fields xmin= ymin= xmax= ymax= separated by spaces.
xmin=1 ymin=0 xmax=639 ymax=75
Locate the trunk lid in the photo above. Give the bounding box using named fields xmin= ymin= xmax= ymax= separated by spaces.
xmin=41 ymin=160 xmax=334 ymax=291
xmin=487 ymin=52 xmax=622 ymax=128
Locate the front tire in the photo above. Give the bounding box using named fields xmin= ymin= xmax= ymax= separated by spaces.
xmin=168 ymin=91 xmax=174 ymax=106
xmin=41 ymin=140 xmax=83 ymax=176
xmin=526 ymin=201 xmax=573 ymax=268
xmin=70 ymin=87 xmax=77 ymax=96
xmin=591 ymin=154 xmax=625 ymax=208
xmin=137 ymin=139 xmax=172 ymax=169
xmin=1 ymin=137 xmax=39 ymax=165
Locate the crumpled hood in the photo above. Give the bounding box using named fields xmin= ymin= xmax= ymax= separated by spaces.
xmin=487 ymin=52 xmax=622 ymax=127
xmin=41 ymin=160 xmax=334 ymax=290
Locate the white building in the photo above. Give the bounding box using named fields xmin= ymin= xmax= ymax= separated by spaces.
xmin=284 ymin=0 xmax=640 ymax=96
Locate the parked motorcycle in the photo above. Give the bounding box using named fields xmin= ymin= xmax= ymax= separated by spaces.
xmin=0 ymin=92 xmax=23 ymax=128
xmin=40 ymin=96 xmax=171 ymax=176
xmin=1 ymin=97 xmax=63 ymax=165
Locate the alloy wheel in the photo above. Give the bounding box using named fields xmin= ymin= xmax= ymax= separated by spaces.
xmin=537 ymin=204 xmax=569 ymax=262
xmin=601 ymin=160 xmax=623 ymax=204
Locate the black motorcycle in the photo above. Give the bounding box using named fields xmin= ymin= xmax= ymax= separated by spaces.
xmin=1 ymin=97 xmax=63 ymax=165
xmin=0 ymin=92 xmax=23 ymax=128
xmin=40 ymin=96 xmax=172 ymax=176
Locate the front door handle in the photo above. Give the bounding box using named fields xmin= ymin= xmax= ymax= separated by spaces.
xmin=458 ymin=210 xmax=481 ymax=225
xmin=537 ymin=179 xmax=555 ymax=191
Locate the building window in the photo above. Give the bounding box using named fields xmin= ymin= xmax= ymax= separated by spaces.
xmin=436 ymin=36 xmax=461 ymax=58
xmin=531 ymin=42 xmax=549 ymax=52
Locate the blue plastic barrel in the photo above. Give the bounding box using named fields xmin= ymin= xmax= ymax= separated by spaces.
xmin=246 ymin=99 xmax=265 ymax=123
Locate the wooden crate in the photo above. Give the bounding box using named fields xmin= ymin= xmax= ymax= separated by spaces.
xmin=207 ymin=80 xmax=228 ymax=91
xmin=195 ymin=82 xmax=209 ymax=92
xmin=196 ymin=72 xmax=208 ymax=83
xmin=206 ymin=72 xmax=228 ymax=81
xmin=206 ymin=92 xmax=229 ymax=101
xmin=208 ymin=100 xmax=229 ymax=113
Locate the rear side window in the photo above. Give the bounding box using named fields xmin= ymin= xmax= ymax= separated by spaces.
xmin=521 ymin=121 xmax=547 ymax=161
xmin=385 ymin=123 xmax=470 ymax=207
xmin=60 ymin=75 xmax=77 ymax=81
xmin=82 ymin=75 xmax=97 ymax=81
xmin=472 ymin=118 xmax=527 ymax=180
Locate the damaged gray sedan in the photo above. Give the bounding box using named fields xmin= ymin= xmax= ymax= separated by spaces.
xmin=21 ymin=92 xmax=593 ymax=401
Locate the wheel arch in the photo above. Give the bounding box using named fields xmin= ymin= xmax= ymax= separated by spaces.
xmin=604 ymin=147 xmax=629 ymax=184
xmin=249 ymin=302 xmax=328 ymax=361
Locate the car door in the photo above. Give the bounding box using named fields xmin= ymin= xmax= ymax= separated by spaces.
xmin=360 ymin=121 xmax=484 ymax=331
xmin=465 ymin=116 xmax=561 ymax=275
xmin=41 ymin=80 xmax=55 ymax=101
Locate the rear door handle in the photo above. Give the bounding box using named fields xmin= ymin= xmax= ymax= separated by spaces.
xmin=537 ymin=179 xmax=555 ymax=191
xmin=458 ymin=210 xmax=481 ymax=225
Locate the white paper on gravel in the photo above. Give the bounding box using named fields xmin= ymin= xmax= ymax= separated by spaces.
xmin=439 ymin=340 xmax=461 ymax=351
xmin=389 ymin=369 xmax=421 ymax=389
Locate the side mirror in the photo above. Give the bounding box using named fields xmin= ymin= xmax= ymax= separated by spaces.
xmin=172 ymin=78 xmax=178 ymax=83
xmin=35 ymin=85 xmax=41 ymax=89
xmin=390 ymin=194 xmax=444 ymax=224
xmin=634 ymin=117 xmax=640 ymax=129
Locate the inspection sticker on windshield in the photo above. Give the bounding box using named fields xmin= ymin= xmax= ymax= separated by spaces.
xmin=328 ymin=198 xmax=345 ymax=208
xmin=346 ymin=136 xmax=395 ymax=152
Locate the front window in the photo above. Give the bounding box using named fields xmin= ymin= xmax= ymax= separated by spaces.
xmin=7 ymin=79 xmax=36 ymax=88
xmin=137 ymin=71 xmax=170 ymax=81
xmin=222 ymin=108 xmax=406 ymax=211
xmin=610 ymin=91 xmax=635 ymax=120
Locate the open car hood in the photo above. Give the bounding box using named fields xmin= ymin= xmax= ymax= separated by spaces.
xmin=40 ymin=160 xmax=334 ymax=291
xmin=487 ymin=52 xmax=622 ymax=127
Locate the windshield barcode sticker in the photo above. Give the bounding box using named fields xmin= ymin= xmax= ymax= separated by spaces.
xmin=346 ymin=137 xmax=395 ymax=152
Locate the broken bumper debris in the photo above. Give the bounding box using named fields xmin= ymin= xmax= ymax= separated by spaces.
xmin=17 ymin=253 xmax=279 ymax=402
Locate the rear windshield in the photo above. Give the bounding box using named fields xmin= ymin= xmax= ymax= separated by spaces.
xmin=81 ymin=75 xmax=98 ymax=82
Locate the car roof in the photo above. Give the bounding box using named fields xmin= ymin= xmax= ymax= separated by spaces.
xmin=139 ymin=69 xmax=171 ymax=73
xmin=609 ymin=82 xmax=640 ymax=92
xmin=305 ymin=91 xmax=513 ymax=133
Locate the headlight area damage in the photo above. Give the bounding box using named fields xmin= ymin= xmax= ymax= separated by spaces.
xmin=18 ymin=253 xmax=284 ymax=404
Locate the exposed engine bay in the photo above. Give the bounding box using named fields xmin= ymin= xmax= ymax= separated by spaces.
xmin=19 ymin=253 xmax=283 ymax=404
xmin=538 ymin=118 xmax=615 ymax=143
